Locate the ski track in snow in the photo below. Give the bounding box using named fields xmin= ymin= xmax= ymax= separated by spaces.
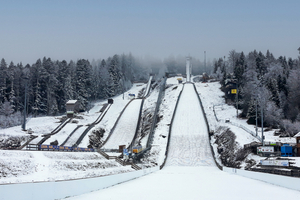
xmin=103 ymin=99 xmax=142 ymax=149
xmin=166 ymin=83 xmax=215 ymax=167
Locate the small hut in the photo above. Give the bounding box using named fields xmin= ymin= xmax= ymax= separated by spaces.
xmin=66 ymin=100 xmax=79 ymax=118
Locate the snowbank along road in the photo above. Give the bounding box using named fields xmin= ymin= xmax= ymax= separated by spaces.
xmin=67 ymin=82 xmax=300 ymax=200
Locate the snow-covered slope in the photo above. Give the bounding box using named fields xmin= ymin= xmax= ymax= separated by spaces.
xmin=166 ymin=83 xmax=214 ymax=166
xmin=0 ymin=150 xmax=133 ymax=184
xmin=102 ymin=99 xmax=142 ymax=149
xmin=67 ymin=81 xmax=300 ymax=200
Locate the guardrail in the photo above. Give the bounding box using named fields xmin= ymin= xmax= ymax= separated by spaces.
xmin=223 ymin=166 xmax=300 ymax=192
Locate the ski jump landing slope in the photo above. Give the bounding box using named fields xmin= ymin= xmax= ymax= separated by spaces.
xmin=102 ymin=99 xmax=143 ymax=150
xmin=67 ymin=83 xmax=300 ymax=200
xmin=165 ymin=83 xmax=215 ymax=166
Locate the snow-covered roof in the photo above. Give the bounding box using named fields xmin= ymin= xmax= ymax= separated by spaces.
xmin=66 ymin=100 xmax=78 ymax=104
xmin=294 ymin=132 xmax=300 ymax=137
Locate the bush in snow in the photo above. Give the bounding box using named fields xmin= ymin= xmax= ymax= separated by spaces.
xmin=214 ymin=127 xmax=251 ymax=168
xmin=89 ymin=128 xmax=105 ymax=148
xmin=0 ymin=134 xmax=30 ymax=149
xmin=278 ymin=119 xmax=300 ymax=137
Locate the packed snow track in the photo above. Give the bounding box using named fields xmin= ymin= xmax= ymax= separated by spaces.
xmin=165 ymin=83 xmax=215 ymax=166
xmin=101 ymin=99 xmax=143 ymax=150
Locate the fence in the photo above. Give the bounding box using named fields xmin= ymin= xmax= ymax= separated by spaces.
xmin=228 ymin=121 xmax=261 ymax=141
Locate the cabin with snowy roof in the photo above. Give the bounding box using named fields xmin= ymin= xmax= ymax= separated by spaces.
xmin=66 ymin=100 xmax=79 ymax=118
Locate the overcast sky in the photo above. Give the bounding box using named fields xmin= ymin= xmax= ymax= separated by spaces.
xmin=1 ymin=0 xmax=299 ymax=65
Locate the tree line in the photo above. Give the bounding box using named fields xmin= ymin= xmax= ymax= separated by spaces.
xmin=0 ymin=53 xmax=152 ymax=128
xmin=212 ymin=50 xmax=300 ymax=136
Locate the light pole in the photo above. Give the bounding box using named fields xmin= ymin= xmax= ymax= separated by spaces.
xmin=261 ymin=100 xmax=264 ymax=146
xmin=204 ymin=51 xmax=206 ymax=73
xmin=22 ymin=79 xmax=28 ymax=131
xmin=236 ymin=81 xmax=238 ymax=118
xmin=255 ymin=98 xmax=258 ymax=136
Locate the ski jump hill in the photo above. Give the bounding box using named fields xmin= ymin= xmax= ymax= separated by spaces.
xmin=65 ymin=82 xmax=300 ymax=200
xmin=2 ymin=79 xmax=300 ymax=200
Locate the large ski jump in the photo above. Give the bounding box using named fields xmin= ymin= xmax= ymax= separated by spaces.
xmin=68 ymin=81 xmax=300 ymax=200
xmin=166 ymin=83 xmax=214 ymax=166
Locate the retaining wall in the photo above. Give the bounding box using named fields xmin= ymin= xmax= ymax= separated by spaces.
xmin=223 ymin=166 xmax=300 ymax=192
xmin=0 ymin=166 xmax=159 ymax=200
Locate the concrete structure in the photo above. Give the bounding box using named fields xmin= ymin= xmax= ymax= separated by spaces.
xmin=186 ymin=57 xmax=192 ymax=82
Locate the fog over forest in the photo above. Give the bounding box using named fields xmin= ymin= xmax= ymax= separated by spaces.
xmin=1 ymin=50 xmax=300 ymax=137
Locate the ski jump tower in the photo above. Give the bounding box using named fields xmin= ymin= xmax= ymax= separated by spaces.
xmin=186 ymin=56 xmax=192 ymax=82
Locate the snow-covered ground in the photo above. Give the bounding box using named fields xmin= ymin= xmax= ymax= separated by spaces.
xmin=0 ymin=150 xmax=133 ymax=184
xmin=66 ymin=79 xmax=300 ymax=200
xmin=102 ymin=99 xmax=142 ymax=150
xmin=0 ymin=83 xmax=147 ymax=184
xmin=195 ymin=81 xmax=300 ymax=167
xmin=1 ymin=76 xmax=300 ymax=199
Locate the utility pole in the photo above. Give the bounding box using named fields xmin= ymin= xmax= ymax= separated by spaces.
xmin=204 ymin=51 xmax=206 ymax=73
xmin=261 ymin=102 xmax=264 ymax=146
xmin=22 ymin=80 xmax=27 ymax=131
xmin=255 ymin=98 xmax=258 ymax=136
xmin=236 ymin=81 xmax=238 ymax=118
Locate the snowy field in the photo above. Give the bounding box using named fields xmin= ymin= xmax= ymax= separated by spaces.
xmin=0 ymin=150 xmax=133 ymax=184
xmin=0 ymin=83 xmax=146 ymax=184
xmin=66 ymin=80 xmax=300 ymax=200
xmin=1 ymin=77 xmax=300 ymax=199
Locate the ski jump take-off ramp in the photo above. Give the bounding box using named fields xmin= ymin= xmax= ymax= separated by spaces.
xmin=69 ymin=82 xmax=300 ymax=200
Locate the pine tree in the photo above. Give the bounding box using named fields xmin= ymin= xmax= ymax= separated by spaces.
xmin=75 ymin=59 xmax=91 ymax=111
xmin=0 ymin=58 xmax=7 ymax=103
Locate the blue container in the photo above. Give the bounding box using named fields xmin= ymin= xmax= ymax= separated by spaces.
xmin=281 ymin=144 xmax=293 ymax=157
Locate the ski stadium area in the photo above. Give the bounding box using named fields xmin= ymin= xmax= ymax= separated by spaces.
xmin=1 ymin=75 xmax=300 ymax=200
